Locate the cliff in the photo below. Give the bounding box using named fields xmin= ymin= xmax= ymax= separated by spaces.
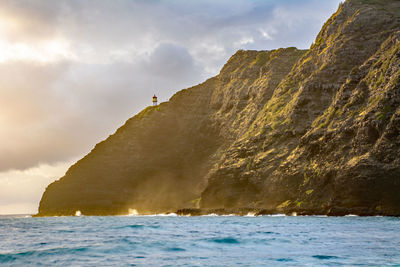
xmin=37 ymin=0 xmax=400 ymax=216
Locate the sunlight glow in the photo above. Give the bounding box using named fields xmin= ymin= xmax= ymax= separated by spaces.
xmin=0 ymin=15 xmax=73 ymax=62
xmin=0 ymin=39 xmax=74 ymax=63
xmin=0 ymin=161 xmax=73 ymax=215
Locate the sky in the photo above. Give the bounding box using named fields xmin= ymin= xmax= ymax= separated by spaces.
xmin=0 ymin=0 xmax=342 ymax=214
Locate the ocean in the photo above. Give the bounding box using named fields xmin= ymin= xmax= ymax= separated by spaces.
xmin=0 ymin=214 xmax=399 ymax=266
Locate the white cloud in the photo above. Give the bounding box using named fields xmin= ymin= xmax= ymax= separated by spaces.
xmin=0 ymin=160 xmax=73 ymax=214
xmin=259 ymin=28 xmax=273 ymax=40
xmin=234 ymin=37 xmax=255 ymax=47
xmin=0 ymin=39 xmax=74 ymax=63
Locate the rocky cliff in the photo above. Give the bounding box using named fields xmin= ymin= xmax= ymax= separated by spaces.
xmin=37 ymin=0 xmax=400 ymax=216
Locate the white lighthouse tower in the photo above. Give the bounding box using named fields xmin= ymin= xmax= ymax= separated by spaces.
xmin=152 ymin=94 xmax=158 ymax=106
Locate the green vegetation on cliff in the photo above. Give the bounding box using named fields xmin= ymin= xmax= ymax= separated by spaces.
xmin=38 ymin=0 xmax=400 ymax=216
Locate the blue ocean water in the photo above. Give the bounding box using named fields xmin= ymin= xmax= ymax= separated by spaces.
xmin=1 ymin=215 xmax=400 ymax=266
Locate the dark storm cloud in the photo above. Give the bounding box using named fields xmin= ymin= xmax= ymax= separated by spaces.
xmin=0 ymin=0 xmax=342 ymax=171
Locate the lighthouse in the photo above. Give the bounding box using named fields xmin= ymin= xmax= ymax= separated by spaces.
xmin=152 ymin=94 xmax=158 ymax=106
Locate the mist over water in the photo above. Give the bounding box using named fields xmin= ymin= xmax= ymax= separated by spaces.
xmin=1 ymin=215 xmax=400 ymax=266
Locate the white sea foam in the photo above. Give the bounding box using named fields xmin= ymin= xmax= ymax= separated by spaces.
xmin=268 ymin=214 xmax=286 ymax=217
xmin=202 ymin=213 xmax=219 ymax=216
xmin=133 ymin=213 xmax=178 ymax=217
xmin=156 ymin=213 xmax=178 ymax=217
xmin=128 ymin=208 xmax=139 ymax=216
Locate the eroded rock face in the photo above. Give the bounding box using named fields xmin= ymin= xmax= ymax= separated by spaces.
xmin=38 ymin=0 xmax=400 ymax=216
xmin=201 ymin=0 xmax=400 ymax=215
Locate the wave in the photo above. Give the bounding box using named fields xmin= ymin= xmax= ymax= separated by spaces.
xmin=117 ymin=224 xmax=160 ymax=230
xmin=124 ymin=213 xmax=178 ymax=217
xmin=209 ymin=237 xmax=240 ymax=244
xmin=312 ymin=255 xmax=339 ymax=260
xmin=0 ymin=247 xmax=89 ymax=263
xmin=164 ymin=247 xmax=186 ymax=252
xmin=125 ymin=224 xmax=145 ymax=229
xmin=275 ymin=258 xmax=294 ymax=262
xmin=257 ymin=231 xmax=275 ymax=234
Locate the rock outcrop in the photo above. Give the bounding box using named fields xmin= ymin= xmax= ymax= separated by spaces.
xmin=37 ymin=0 xmax=400 ymax=216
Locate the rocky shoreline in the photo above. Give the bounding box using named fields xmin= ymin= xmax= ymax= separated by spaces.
xmin=34 ymin=207 xmax=400 ymax=217
xmin=176 ymin=208 xmax=400 ymax=217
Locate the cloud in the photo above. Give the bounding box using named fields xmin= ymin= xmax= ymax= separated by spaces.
xmin=0 ymin=0 xmax=342 ymax=64
xmin=0 ymin=161 xmax=74 ymax=214
xmin=0 ymin=44 xmax=202 ymax=171
xmin=145 ymin=43 xmax=202 ymax=81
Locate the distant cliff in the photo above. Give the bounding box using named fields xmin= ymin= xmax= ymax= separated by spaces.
xmin=37 ymin=0 xmax=400 ymax=216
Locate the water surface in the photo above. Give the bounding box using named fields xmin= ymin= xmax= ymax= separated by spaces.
xmin=1 ymin=215 xmax=400 ymax=266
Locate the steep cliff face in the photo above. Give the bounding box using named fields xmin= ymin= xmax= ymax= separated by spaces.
xmin=38 ymin=47 xmax=304 ymax=216
xmin=38 ymin=0 xmax=400 ymax=216
xmin=201 ymin=0 xmax=400 ymax=215
xmin=279 ymin=31 xmax=400 ymax=215
xmin=39 ymin=77 xmax=220 ymax=215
